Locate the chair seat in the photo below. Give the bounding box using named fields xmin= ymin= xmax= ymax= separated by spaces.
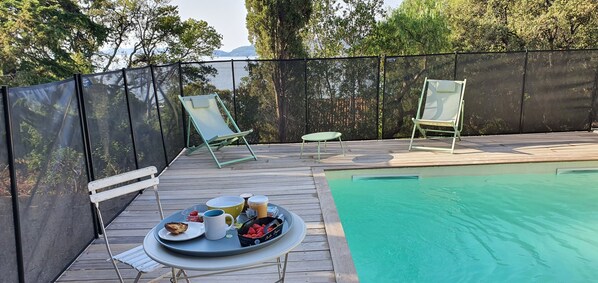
xmin=112 ymin=245 xmax=163 ymax=273
xmin=208 ymin=129 xmax=254 ymax=143
xmin=414 ymin=118 xmax=457 ymax=127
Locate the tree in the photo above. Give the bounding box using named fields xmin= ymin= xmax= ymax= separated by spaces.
xmin=246 ymin=0 xmax=312 ymax=59
xmin=0 ymin=0 xmax=107 ymax=86
xmin=513 ymin=0 xmax=598 ymax=49
xmin=304 ymin=0 xmax=385 ymax=57
xmin=86 ymin=0 xmax=222 ymax=70
xmin=446 ymin=0 xmax=598 ymax=52
xmin=363 ymin=0 xmax=452 ymax=56
xmin=245 ymin=0 xmax=312 ymax=141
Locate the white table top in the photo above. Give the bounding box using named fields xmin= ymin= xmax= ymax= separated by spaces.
xmin=143 ymin=212 xmax=307 ymax=271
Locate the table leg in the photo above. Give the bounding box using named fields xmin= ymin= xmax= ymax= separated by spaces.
xmin=275 ymin=253 xmax=289 ymax=283
xmin=300 ymin=139 xmax=305 ymax=158
xmin=317 ymin=141 xmax=321 ymax=161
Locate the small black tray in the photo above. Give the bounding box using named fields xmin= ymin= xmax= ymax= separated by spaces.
xmin=238 ymin=217 xmax=284 ymax=247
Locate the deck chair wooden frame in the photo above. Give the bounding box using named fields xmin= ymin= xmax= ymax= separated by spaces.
xmin=409 ymin=78 xmax=467 ymax=153
xmin=88 ymin=166 xmax=188 ymax=283
xmin=179 ymin=94 xmax=257 ymax=168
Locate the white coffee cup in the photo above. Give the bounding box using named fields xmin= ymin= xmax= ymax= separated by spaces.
xmin=203 ymin=209 xmax=235 ymax=240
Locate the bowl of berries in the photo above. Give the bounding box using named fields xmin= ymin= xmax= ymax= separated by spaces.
xmin=238 ymin=217 xmax=284 ymax=247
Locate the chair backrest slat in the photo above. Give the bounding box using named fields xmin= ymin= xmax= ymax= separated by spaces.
xmin=89 ymin=178 xmax=159 ymax=204
xmin=88 ymin=166 xmax=157 ymax=192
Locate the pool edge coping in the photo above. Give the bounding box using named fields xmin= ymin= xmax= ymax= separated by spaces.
xmin=313 ymin=167 xmax=359 ymax=283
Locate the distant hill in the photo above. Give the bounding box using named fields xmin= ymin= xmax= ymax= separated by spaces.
xmin=213 ymin=45 xmax=256 ymax=57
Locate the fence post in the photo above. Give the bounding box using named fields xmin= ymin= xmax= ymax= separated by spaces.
xmin=2 ymin=86 xmax=25 ymax=283
xmin=121 ymin=69 xmax=140 ymax=170
xmin=453 ymin=51 xmax=459 ymax=80
xmin=588 ymin=63 xmax=598 ymax=131
xmin=519 ymin=50 xmax=529 ymax=133
xmin=231 ymin=59 xmax=238 ymax=121
xmin=74 ymin=75 xmax=100 ymax=238
xmin=376 ymin=56 xmax=382 ymax=139
xmin=149 ymin=65 xmax=170 ymax=166
xmin=178 ymin=61 xmax=187 ymax=144
xmin=304 ymin=58 xmax=309 ymax=134
xmin=380 ymin=55 xmax=387 ymax=140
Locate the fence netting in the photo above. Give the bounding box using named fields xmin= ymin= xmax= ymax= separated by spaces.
xmin=82 ymin=71 xmax=138 ymax=223
xmin=0 ymin=95 xmax=19 ymax=283
xmin=153 ymin=64 xmax=185 ymax=163
xmin=233 ymin=60 xmax=307 ymax=143
xmin=125 ymin=67 xmax=168 ymax=170
xmin=8 ymin=80 xmax=93 ymax=283
xmin=523 ymin=50 xmax=598 ymax=132
xmin=382 ymin=50 xmax=598 ymax=138
xmin=456 ymin=52 xmax=526 ymax=135
xmin=307 ymin=57 xmax=379 ymax=140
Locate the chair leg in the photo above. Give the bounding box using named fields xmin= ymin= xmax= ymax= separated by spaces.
xmin=205 ymin=144 xmax=222 ymax=168
xmin=450 ymin=129 xmax=458 ymax=154
xmin=186 ymin=119 xmax=192 ymax=148
xmin=178 ymin=269 xmax=191 ymax=283
xmin=133 ymin=272 xmax=142 ymax=283
xmin=241 ymin=136 xmax=258 ymax=161
xmin=339 ymin=137 xmax=345 ymax=156
xmin=409 ymin=123 xmax=417 ymax=151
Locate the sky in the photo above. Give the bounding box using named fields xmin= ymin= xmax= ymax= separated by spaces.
xmin=171 ymin=0 xmax=405 ymax=52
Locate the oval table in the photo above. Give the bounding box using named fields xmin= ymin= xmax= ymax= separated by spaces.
xmin=300 ymin=131 xmax=345 ymax=161
xmin=144 ymin=212 xmax=306 ymax=282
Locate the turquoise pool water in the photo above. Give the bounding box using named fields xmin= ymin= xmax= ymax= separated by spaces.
xmin=327 ymin=167 xmax=598 ymax=282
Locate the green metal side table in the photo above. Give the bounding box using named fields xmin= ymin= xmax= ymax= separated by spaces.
xmin=300 ymin=131 xmax=345 ymax=161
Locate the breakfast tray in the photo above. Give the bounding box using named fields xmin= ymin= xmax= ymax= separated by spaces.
xmin=154 ymin=203 xmax=293 ymax=257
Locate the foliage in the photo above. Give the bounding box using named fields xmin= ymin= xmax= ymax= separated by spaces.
xmin=86 ymin=0 xmax=222 ymax=69
xmin=246 ymin=0 xmax=312 ymax=59
xmin=304 ymin=0 xmax=385 ymax=57
xmin=245 ymin=0 xmax=312 ymax=141
xmin=446 ymin=0 xmax=598 ymax=51
xmin=0 ymin=0 xmax=107 ymax=86
xmin=364 ymin=0 xmax=451 ymax=56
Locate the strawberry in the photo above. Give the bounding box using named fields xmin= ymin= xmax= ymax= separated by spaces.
xmin=189 ymin=210 xmax=199 ymax=216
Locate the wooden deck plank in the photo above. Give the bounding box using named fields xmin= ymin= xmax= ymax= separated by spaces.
xmin=56 ymin=132 xmax=598 ymax=283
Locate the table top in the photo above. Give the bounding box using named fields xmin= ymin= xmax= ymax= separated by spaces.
xmin=302 ymin=131 xmax=342 ymax=141
xmin=143 ymin=212 xmax=306 ymax=271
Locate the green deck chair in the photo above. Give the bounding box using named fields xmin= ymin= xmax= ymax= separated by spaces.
xmin=409 ymin=78 xmax=467 ymax=153
xmin=179 ymin=94 xmax=257 ymax=168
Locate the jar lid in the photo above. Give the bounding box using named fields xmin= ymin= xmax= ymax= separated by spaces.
xmin=248 ymin=195 xmax=268 ymax=204
xmin=240 ymin=193 xmax=253 ymax=199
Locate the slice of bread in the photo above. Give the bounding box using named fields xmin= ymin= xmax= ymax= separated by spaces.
xmin=164 ymin=222 xmax=188 ymax=235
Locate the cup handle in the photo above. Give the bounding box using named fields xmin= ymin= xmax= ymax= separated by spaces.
xmin=225 ymin=213 xmax=235 ymax=230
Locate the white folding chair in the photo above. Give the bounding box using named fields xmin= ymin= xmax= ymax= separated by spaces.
xmin=88 ymin=166 xmax=188 ymax=283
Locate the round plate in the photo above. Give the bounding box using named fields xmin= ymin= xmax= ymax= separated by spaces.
xmin=158 ymin=222 xmax=205 ymax=241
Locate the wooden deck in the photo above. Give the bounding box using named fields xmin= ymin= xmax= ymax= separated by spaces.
xmin=57 ymin=132 xmax=598 ymax=282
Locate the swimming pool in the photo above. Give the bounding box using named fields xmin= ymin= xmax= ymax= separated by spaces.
xmin=325 ymin=161 xmax=598 ymax=282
